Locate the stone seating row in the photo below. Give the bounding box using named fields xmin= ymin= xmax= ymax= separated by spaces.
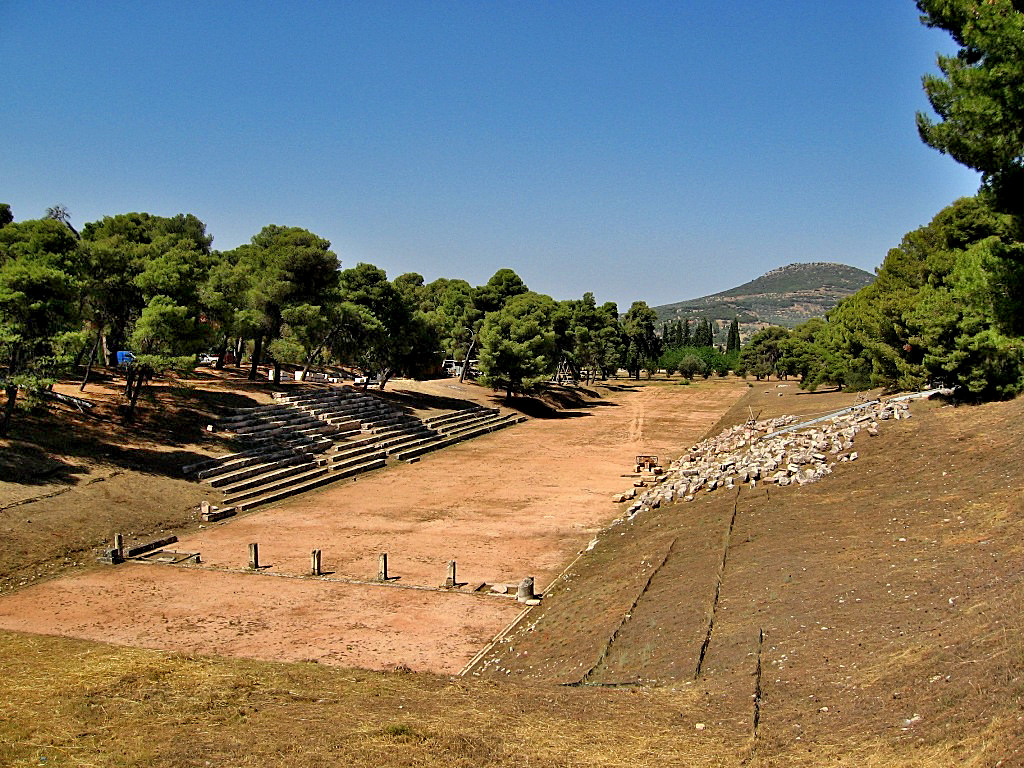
xmin=188 ymin=385 xmax=525 ymax=511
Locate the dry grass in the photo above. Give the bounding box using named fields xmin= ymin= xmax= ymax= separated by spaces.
xmin=0 ymin=631 xmax=747 ymax=768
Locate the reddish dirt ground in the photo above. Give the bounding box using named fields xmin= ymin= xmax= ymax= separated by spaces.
xmin=0 ymin=378 xmax=747 ymax=673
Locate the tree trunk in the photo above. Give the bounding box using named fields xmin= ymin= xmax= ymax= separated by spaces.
xmin=248 ymin=335 xmax=263 ymax=380
xmin=79 ymin=331 xmax=103 ymax=392
xmin=123 ymin=366 xmax=147 ymax=423
xmin=72 ymin=332 xmax=90 ymax=369
xmin=234 ymin=337 xmax=244 ymax=367
xmin=272 ymin=361 xmax=281 ymax=385
xmin=0 ymin=385 xmax=17 ymax=436
xmin=459 ymin=338 xmax=476 ymax=384
xmin=215 ymin=334 xmax=229 ymax=370
xmin=301 ymin=327 xmax=337 ymax=383
xmin=378 ymin=368 xmax=393 ymax=390
xmin=102 ymin=333 xmax=116 ymax=366
xmin=124 ymin=366 xmax=136 ymax=398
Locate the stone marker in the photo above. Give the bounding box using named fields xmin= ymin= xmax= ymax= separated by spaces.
xmin=113 ymin=533 xmax=124 ymax=559
xmin=378 ymin=552 xmax=389 ymax=581
xmin=517 ymin=577 xmax=536 ymax=603
xmin=310 ymin=549 xmax=322 ymax=576
xmin=444 ymin=560 xmax=457 ymax=588
xmin=248 ymin=542 xmax=259 ymax=570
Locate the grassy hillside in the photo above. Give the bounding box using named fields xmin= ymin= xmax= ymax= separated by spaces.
xmin=652 ymin=262 xmax=875 ymax=336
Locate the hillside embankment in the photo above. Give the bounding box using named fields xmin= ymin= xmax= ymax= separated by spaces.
xmin=0 ymin=377 xmax=1021 ymax=767
xmin=478 ymin=386 xmax=1024 ymax=765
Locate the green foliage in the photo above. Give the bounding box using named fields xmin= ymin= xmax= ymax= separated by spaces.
xmin=339 ymin=263 xmax=441 ymax=387
xmin=621 ymin=301 xmax=660 ymax=378
xmin=908 ymin=237 xmax=1024 ymax=398
xmin=473 ymin=268 xmax=528 ymax=314
xmin=676 ymin=354 xmax=706 ymax=380
xmin=0 ymin=220 xmax=81 ymax=433
xmin=81 ymin=212 xmax=215 ymax=362
xmin=739 ymin=326 xmax=790 ymax=380
xmin=234 ymin=225 xmax=340 ymax=381
xmin=797 ymin=195 xmax=1024 ymax=398
xmin=478 ymin=292 xmax=558 ymax=397
xmin=916 ymin=0 xmax=1024 ymax=215
xmin=726 ymin=316 xmax=741 ymax=353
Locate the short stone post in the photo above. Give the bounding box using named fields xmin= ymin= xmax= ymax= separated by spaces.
xmin=517 ymin=576 xmax=536 ymax=603
xmin=113 ymin=533 xmax=124 ymax=559
xmin=200 ymin=501 xmax=211 ymax=516
xmin=310 ymin=549 xmax=322 ymax=576
xmin=378 ymin=552 xmax=389 ymax=581
xmin=444 ymin=560 xmax=457 ymax=588
xmin=248 ymin=542 xmax=259 ymax=570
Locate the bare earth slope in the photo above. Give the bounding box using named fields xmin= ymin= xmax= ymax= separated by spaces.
xmin=480 ymin=388 xmax=1024 ymax=766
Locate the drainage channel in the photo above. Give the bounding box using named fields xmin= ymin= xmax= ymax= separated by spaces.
xmin=694 ymin=489 xmax=741 ymax=679
xmin=565 ymin=536 xmax=680 ymax=687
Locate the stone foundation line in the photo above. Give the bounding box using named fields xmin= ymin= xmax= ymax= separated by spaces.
xmin=153 ymin=558 xmax=535 ymax=598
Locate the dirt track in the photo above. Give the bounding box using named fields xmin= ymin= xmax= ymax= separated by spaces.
xmin=0 ymin=380 xmax=747 ymax=673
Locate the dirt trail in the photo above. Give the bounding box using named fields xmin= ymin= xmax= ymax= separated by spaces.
xmin=0 ymin=380 xmax=747 ymax=673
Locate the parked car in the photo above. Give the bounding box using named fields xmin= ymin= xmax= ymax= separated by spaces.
xmin=198 ymin=353 xmax=218 ymax=365
xmin=116 ymin=351 xmax=136 ymax=366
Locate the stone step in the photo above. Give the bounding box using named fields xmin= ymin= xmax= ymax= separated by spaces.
xmin=372 ymin=426 xmax=437 ymax=448
xmin=288 ymin=391 xmax=381 ymax=410
xmin=218 ymin=403 xmax=294 ymax=423
xmin=381 ymin=432 xmax=442 ymax=456
xmin=219 ymin=404 xmax=314 ymax=425
xmin=217 ymin=457 xmax=321 ymax=495
xmin=225 ymin=412 xmax=322 ymax=435
xmin=329 ymin=435 xmax=380 ymax=452
xmin=197 ymin=448 xmax=306 ymax=482
xmin=365 ymin=415 xmax=421 ymax=432
xmin=423 ymin=408 xmax=496 ymax=429
xmin=329 ymin=449 xmax=386 ymax=470
xmin=272 ymin=387 xmax=355 ymax=405
xmin=330 ymin=443 xmax=385 ymax=463
xmin=315 ymin=403 xmax=390 ymax=421
xmin=226 ymin=457 xmax=386 ymax=509
xmin=224 ymin=465 xmax=330 ymax=505
xmin=394 ymin=417 xmax=522 ymax=462
xmin=441 ymin=413 xmax=514 ymax=438
xmin=208 ymin=453 xmax=312 ymax=488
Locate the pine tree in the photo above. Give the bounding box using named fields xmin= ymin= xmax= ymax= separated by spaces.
xmin=681 ymin=318 xmax=691 ymax=347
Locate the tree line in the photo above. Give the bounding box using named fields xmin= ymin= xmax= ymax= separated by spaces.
xmin=0 ymin=206 xmax=739 ymax=433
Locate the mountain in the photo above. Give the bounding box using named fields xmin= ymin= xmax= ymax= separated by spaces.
xmin=651 ymin=262 xmax=875 ymax=339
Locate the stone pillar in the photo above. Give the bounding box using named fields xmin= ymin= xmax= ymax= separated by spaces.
xmin=248 ymin=542 xmax=259 ymax=570
xmin=517 ymin=577 xmax=536 ymax=602
xmin=200 ymin=501 xmax=211 ymax=516
xmin=378 ymin=552 xmax=389 ymax=581
xmin=113 ymin=533 xmax=124 ymax=558
xmin=444 ymin=560 xmax=457 ymax=588
xmin=310 ymin=549 xmax=321 ymax=576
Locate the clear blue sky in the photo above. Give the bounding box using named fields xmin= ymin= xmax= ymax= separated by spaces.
xmin=2 ymin=1 xmax=980 ymax=309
